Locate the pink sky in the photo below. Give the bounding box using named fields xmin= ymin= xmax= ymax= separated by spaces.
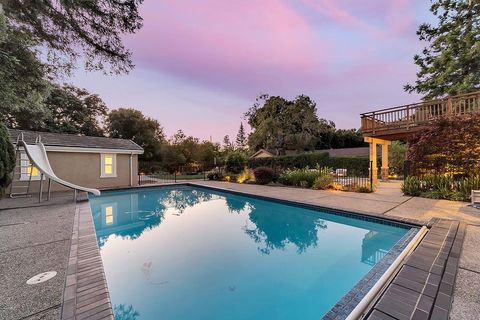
xmin=71 ymin=0 xmax=433 ymax=142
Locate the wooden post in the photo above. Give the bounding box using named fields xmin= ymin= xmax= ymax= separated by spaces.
xmin=406 ymin=105 xmax=410 ymax=130
xmin=381 ymin=143 xmax=389 ymax=182
xmin=372 ymin=112 xmax=376 ymax=134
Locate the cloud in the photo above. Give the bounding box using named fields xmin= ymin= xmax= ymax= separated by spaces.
xmin=71 ymin=0 xmax=432 ymax=139
xmin=125 ymin=0 xmax=327 ymax=97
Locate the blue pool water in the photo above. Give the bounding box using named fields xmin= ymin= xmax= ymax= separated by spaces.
xmin=89 ymin=186 xmax=409 ymax=320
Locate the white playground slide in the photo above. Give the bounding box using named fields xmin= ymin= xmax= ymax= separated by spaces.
xmin=19 ymin=140 xmax=101 ymax=196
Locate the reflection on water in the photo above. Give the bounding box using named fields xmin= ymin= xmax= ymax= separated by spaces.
xmin=91 ymin=187 xmax=399 ymax=259
xmin=362 ymin=231 xmax=392 ymax=265
xmin=244 ymin=205 xmax=327 ymax=254
xmin=113 ymin=304 xmax=140 ymax=320
xmin=89 ymin=186 xmax=409 ymax=320
xmin=91 ymin=187 xmax=216 ymax=247
xmin=91 ymin=187 xmax=331 ymax=254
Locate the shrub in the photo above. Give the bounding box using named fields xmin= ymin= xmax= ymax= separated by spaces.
xmin=312 ymin=174 xmax=334 ymax=190
xmin=357 ymin=185 xmax=373 ymax=193
xmin=207 ymin=168 xmax=223 ymax=181
xmin=253 ymin=167 xmax=275 ymax=185
xmin=279 ymin=166 xmax=332 ymax=189
xmin=278 ymin=168 xmax=318 ymax=188
xmin=225 ymin=151 xmax=247 ymax=174
xmin=0 ymin=123 xmax=15 ymax=194
xmin=401 ymin=174 xmax=480 ymax=201
xmin=448 ymin=191 xmax=469 ymax=202
xmin=223 ymin=174 xmax=238 ymax=182
xmin=402 ymin=176 xmax=422 ymax=196
xmin=237 ymin=168 xmax=255 ymax=183
xmin=457 ymin=176 xmax=480 ymax=196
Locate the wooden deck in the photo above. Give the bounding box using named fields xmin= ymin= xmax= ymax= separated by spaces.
xmin=361 ymin=91 xmax=480 ymax=140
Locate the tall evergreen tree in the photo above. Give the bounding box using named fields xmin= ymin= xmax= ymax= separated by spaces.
xmin=235 ymin=122 xmax=247 ymax=151
xmin=222 ymin=135 xmax=234 ymax=153
xmin=405 ymin=0 xmax=480 ymax=99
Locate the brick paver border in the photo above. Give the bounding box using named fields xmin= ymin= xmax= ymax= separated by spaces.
xmin=61 ymin=201 xmax=114 ymax=320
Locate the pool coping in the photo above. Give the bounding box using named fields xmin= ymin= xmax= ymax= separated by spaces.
xmin=61 ymin=183 xmax=465 ymax=320
xmin=61 ymin=200 xmax=114 ymax=320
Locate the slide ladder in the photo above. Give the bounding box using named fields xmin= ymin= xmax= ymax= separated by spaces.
xmin=9 ymin=138 xmax=35 ymax=198
xmin=11 ymin=133 xmax=100 ymax=202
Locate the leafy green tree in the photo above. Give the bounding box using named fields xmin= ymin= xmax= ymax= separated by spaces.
xmin=0 ymin=12 xmax=49 ymax=129
xmin=407 ymin=112 xmax=480 ymax=176
xmin=44 ymin=85 xmax=108 ymax=136
xmin=225 ymin=151 xmax=247 ymax=174
xmin=329 ymin=129 xmax=367 ymax=149
xmin=389 ymin=141 xmax=407 ymax=176
xmin=171 ymin=130 xmax=187 ymax=145
xmin=3 ymin=0 xmax=144 ymax=74
xmin=235 ymin=122 xmax=247 ymax=151
xmin=159 ymin=143 xmax=187 ymax=172
xmin=405 ymin=0 xmax=480 ymax=99
xmin=0 ymin=122 xmax=15 ymax=194
xmin=246 ymin=94 xmax=320 ymax=154
xmin=107 ymin=108 xmax=164 ymax=161
xmin=197 ymin=141 xmax=220 ymax=166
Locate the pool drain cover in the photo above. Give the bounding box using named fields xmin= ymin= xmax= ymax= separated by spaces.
xmin=26 ymin=271 xmax=57 ymax=285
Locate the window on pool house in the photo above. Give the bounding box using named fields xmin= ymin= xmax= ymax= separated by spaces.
xmin=101 ymin=154 xmax=117 ymax=178
xmin=20 ymin=152 xmax=41 ymax=181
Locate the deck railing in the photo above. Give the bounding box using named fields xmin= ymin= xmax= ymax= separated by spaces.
xmin=361 ymin=91 xmax=480 ymax=134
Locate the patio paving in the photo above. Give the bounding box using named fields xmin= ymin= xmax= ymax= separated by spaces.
xmin=1 ymin=181 xmax=478 ymax=319
xmin=451 ymin=225 xmax=480 ymax=320
xmin=0 ymin=196 xmax=77 ymax=320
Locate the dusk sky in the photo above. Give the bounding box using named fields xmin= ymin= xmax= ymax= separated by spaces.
xmin=71 ymin=0 xmax=434 ymax=142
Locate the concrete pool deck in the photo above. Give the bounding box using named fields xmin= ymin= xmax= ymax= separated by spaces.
xmin=0 ymin=181 xmax=479 ymax=319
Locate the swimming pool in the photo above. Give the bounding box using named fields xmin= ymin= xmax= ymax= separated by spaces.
xmin=89 ymin=185 xmax=411 ymax=320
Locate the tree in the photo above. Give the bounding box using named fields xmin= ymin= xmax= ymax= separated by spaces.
xmin=3 ymin=0 xmax=144 ymax=74
xmin=329 ymin=129 xmax=367 ymax=149
xmin=222 ymin=135 xmax=234 ymax=153
xmin=405 ymin=0 xmax=480 ymax=99
xmin=44 ymin=85 xmax=108 ymax=136
xmin=0 ymin=12 xmax=50 ymax=129
xmin=246 ymin=94 xmax=321 ymax=153
xmin=235 ymin=123 xmax=247 ymax=151
xmin=225 ymin=151 xmax=247 ymax=174
xmin=197 ymin=141 xmax=220 ymax=166
xmin=0 ymin=122 xmax=15 ymax=194
xmin=407 ymin=113 xmax=480 ymax=176
xmin=389 ymin=141 xmax=407 ymax=176
xmin=106 ymin=108 xmax=164 ymax=161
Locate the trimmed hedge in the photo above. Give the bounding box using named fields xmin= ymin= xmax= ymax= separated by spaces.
xmin=248 ymin=152 xmax=371 ymax=172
